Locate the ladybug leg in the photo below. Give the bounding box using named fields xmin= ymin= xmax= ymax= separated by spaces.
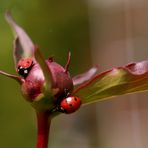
xmin=64 ymin=50 xmax=71 ymax=73
xmin=51 ymin=105 xmax=66 ymax=113
xmin=57 ymin=106 xmax=66 ymax=113
xmin=64 ymin=88 xmax=71 ymax=97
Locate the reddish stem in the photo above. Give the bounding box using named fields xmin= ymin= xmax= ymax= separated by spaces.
xmin=36 ymin=111 xmax=51 ymax=148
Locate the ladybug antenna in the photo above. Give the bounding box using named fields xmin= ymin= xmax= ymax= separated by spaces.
xmin=65 ymin=50 xmax=71 ymax=73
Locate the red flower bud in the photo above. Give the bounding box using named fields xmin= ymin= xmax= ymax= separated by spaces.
xmin=21 ymin=59 xmax=74 ymax=103
xmin=46 ymin=59 xmax=74 ymax=100
xmin=0 ymin=12 xmax=98 ymax=113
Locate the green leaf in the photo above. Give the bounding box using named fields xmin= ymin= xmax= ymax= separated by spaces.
xmin=31 ymin=94 xmax=54 ymax=112
xmin=73 ymin=61 xmax=148 ymax=104
xmin=34 ymin=46 xmax=53 ymax=97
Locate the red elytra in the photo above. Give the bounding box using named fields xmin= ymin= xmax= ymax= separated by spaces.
xmin=17 ymin=57 xmax=33 ymax=69
xmin=60 ymin=96 xmax=81 ymax=114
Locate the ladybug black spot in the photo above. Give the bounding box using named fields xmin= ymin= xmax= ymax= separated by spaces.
xmin=69 ymin=104 xmax=73 ymax=107
xmin=74 ymin=97 xmax=77 ymax=101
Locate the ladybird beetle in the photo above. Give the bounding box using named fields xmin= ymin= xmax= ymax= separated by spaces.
xmin=17 ymin=57 xmax=33 ymax=77
xmin=59 ymin=96 xmax=81 ymax=114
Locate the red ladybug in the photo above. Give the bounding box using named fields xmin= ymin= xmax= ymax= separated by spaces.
xmin=59 ymin=96 xmax=81 ymax=114
xmin=17 ymin=57 xmax=33 ymax=77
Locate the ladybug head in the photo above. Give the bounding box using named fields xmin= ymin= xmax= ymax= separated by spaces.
xmin=18 ymin=67 xmax=29 ymax=77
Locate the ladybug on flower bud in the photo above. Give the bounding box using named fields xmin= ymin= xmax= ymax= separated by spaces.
xmin=58 ymin=96 xmax=81 ymax=114
xmin=17 ymin=57 xmax=33 ymax=77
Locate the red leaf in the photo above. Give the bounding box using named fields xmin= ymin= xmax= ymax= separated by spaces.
xmin=0 ymin=70 xmax=24 ymax=83
xmin=5 ymin=11 xmax=35 ymax=67
xmin=72 ymin=66 xmax=98 ymax=86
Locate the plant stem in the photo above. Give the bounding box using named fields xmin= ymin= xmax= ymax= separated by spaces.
xmin=36 ymin=111 xmax=51 ymax=148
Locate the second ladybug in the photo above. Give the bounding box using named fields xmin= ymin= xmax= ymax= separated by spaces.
xmin=58 ymin=96 xmax=81 ymax=114
xmin=17 ymin=57 xmax=33 ymax=77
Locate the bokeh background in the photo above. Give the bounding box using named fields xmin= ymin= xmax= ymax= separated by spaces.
xmin=0 ymin=0 xmax=148 ymax=148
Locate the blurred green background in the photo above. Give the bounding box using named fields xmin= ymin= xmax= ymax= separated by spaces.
xmin=0 ymin=0 xmax=91 ymax=148
xmin=1 ymin=0 xmax=148 ymax=148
